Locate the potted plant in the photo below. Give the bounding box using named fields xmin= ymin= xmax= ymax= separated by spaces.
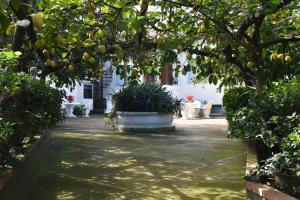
xmin=73 ymin=105 xmax=85 ymax=117
xmin=110 ymin=83 xmax=179 ymax=132
xmin=249 ymin=130 xmax=300 ymax=198
xmin=186 ymin=95 xmax=193 ymax=102
xmin=66 ymin=95 xmax=74 ymax=103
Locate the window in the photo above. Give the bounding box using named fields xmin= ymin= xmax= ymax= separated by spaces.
xmin=187 ymin=71 xmax=194 ymax=84
xmin=115 ymin=66 xmax=125 ymax=86
xmin=83 ymin=84 xmax=93 ymax=99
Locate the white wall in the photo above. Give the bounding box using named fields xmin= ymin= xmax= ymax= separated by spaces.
xmin=163 ymin=52 xmax=224 ymax=105
xmin=163 ymin=82 xmax=223 ymax=105
xmin=62 ymin=80 xmax=94 ymax=111
xmin=59 ymin=50 xmax=224 ymax=114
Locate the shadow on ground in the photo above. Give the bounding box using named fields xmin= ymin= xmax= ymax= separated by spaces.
xmin=5 ymin=116 xmax=246 ymax=200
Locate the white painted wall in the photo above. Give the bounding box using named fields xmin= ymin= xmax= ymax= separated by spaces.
xmin=163 ymin=52 xmax=224 ymax=105
xmin=163 ymin=82 xmax=223 ymax=105
xmin=62 ymin=80 xmax=94 ymax=111
xmin=61 ymin=51 xmax=224 ymax=114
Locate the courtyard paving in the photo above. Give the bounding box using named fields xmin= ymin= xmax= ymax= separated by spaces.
xmin=23 ymin=116 xmax=246 ymax=200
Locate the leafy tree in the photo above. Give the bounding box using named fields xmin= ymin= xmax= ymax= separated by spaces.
xmin=1 ymin=0 xmax=299 ymax=93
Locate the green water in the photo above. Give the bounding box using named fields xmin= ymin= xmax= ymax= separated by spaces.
xmin=2 ymin=126 xmax=246 ymax=200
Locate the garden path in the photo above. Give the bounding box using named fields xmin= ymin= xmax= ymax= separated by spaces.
xmin=20 ymin=116 xmax=246 ymax=199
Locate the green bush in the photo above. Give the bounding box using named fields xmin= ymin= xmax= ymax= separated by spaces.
xmin=112 ymin=83 xmax=177 ymax=114
xmin=223 ymin=87 xmax=255 ymax=117
xmin=0 ymin=72 xmax=64 ymax=167
xmin=73 ymin=105 xmax=84 ymax=117
xmin=225 ymin=78 xmax=300 ymax=197
xmin=226 ymin=78 xmax=300 ymax=143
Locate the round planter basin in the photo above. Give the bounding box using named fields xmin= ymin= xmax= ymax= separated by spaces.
xmin=116 ymin=112 xmax=175 ymax=133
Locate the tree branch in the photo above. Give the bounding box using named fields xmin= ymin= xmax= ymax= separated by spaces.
xmin=237 ymin=0 xmax=294 ymax=40
xmin=260 ymin=35 xmax=300 ymax=48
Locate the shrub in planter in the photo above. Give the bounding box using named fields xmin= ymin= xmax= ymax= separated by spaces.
xmin=110 ymin=83 xmax=179 ymax=132
xmin=73 ymin=105 xmax=85 ymax=117
xmin=112 ymin=83 xmax=177 ymax=114
xmin=228 ymin=78 xmax=300 ymax=197
xmin=250 ymin=128 xmax=300 ymax=197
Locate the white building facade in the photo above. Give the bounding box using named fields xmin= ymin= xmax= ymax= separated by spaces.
xmin=62 ymin=53 xmax=224 ymax=116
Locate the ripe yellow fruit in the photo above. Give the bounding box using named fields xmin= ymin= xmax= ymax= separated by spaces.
xmin=83 ymin=52 xmax=90 ymax=60
xmin=88 ymin=12 xmax=95 ymax=20
xmin=211 ymin=57 xmax=217 ymax=64
xmin=88 ymin=57 xmax=96 ymax=64
xmin=88 ymin=32 xmax=95 ymax=40
xmin=55 ymin=35 xmax=63 ymax=44
xmin=186 ymin=53 xmax=193 ymax=61
xmin=99 ymin=45 xmax=107 ymax=54
xmin=210 ymin=36 xmax=217 ymax=43
xmin=285 ymin=55 xmax=292 ymax=63
xmin=35 ymin=39 xmax=44 ymax=49
xmin=96 ymin=30 xmax=105 ymax=38
xmin=177 ymin=45 xmax=183 ymax=53
xmin=140 ymin=0 xmax=149 ymax=9
xmin=6 ymin=24 xmax=16 ymax=36
xmin=121 ymin=31 xmax=127 ymax=38
xmin=84 ymin=43 xmax=90 ymax=48
xmin=98 ymin=69 xmax=103 ymax=77
xmin=181 ymin=68 xmax=187 ymax=76
xmin=50 ymin=60 xmax=56 ymax=68
xmin=45 ymin=59 xmax=51 ymax=67
xmin=270 ymin=53 xmax=277 ymax=61
xmin=68 ymin=64 xmax=75 ymax=72
xmin=198 ymin=24 xmax=206 ymax=33
xmin=247 ymin=61 xmax=254 ymax=68
xmin=31 ymin=14 xmax=44 ymax=30
xmin=156 ymin=35 xmax=163 ymax=42
xmin=63 ymin=58 xmax=70 ymax=65
xmin=277 ymin=54 xmax=284 ymax=63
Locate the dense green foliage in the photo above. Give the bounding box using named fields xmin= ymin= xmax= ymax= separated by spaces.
xmin=224 ymin=77 xmax=300 ymax=196
xmin=223 ymin=87 xmax=255 ymax=122
xmin=1 ymin=0 xmax=300 ymax=196
xmin=1 ymin=0 xmax=300 ymax=90
xmin=0 ymin=70 xmax=64 ymax=167
xmin=112 ymin=83 xmax=177 ymax=114
xmin=73 ymin=105 xmax=84 ymax=117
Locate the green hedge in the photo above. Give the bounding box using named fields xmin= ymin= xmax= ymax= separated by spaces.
xmin=223 ymin=78 xmax=300 ymax=197
xmin=0 ymin=72 xmax=64 ymax=167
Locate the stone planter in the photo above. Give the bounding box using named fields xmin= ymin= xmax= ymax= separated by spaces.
xmin=116 ymin=112 xmax=175 ymax=133
xmin=246 ymin=144 xmax=299 ymax=200
xmin=275 ymin=175 xmax=300 ymax=195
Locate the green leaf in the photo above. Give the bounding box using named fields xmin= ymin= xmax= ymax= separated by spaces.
xmin=0 ymin=0 xmax=10 ymax=9
xmin=14 ymin=51 xmax=22 ymax=56
xmin=0 ymin=11 xmax=9 ymax=33
xmin=114 ymin=1 xmax=126 ymax=8
xmin=146 ymin=66 xmax=153 ymax=74
xmin=10 ymin=0 xmax=20 ymax=11
xmin=62 ymin=52 xmax=68 ymax=58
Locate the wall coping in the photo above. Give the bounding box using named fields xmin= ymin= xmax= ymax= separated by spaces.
xmin=117 ymin=112 xmax=172 ymax=115
xmin=0 ymin=129 xmax=51 ymax=191
xmin=246 ymin=144 xmax=297 ymax=200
